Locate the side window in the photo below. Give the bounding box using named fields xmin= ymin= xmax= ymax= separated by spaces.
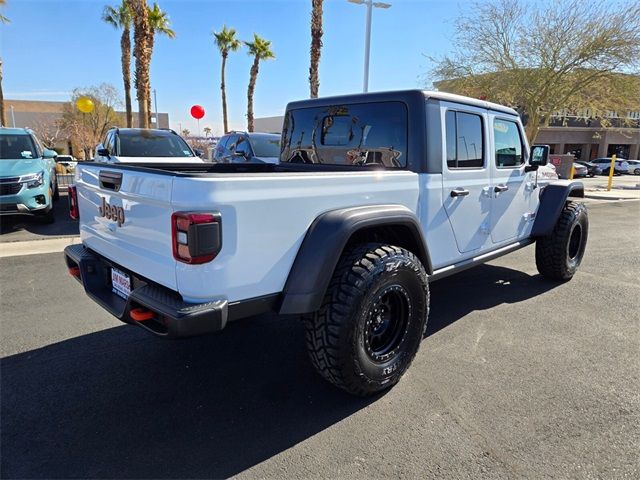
xmin=226 ymin=134 xmax=239 ymax=153
xmin=31 ymin=135 xmax=43 ymax=157
xmin=104 ymin=132 xmax=115 ymax=154
xmin=445 ymin=111 xmax=484 ymax=169
xmin=213 ymin=136 xmax=228 ymax=161
xmin=493 ymin=119 xmax=523 ymax=168
xmin=235 ymin=136 xmax=251 ymax=155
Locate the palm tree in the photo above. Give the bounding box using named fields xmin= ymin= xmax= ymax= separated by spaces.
xmin=146 ymin=2 xmax=175 ymax=125
xmin=309 ymin=0 xmax=323 ymax=98
xmin=213 ymin=25 xmax=241 ymax=134
xmin=203 ymin=126 xmax=212 ymax=137
xmin=181 ymin=128 xmax=190 ymax=137
xmin=245 ymin=34 xmax=275 ymax=132
xmin=127 ymin=0 xmax=152 ymax=128
xmin=102 ymin=1 xmax=133 ymax=127
xmin=0 ymin=0 xmax=9 ymax=127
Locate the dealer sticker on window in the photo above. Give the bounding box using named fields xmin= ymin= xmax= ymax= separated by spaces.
xmin=111 ymin=268 xmax=131 ymax=299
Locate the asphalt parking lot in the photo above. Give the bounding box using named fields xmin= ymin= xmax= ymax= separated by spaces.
xmin=1 ymin=201 xmax=639 ymax=479
xmin=0 ymin=191 xmax=79 ymax=242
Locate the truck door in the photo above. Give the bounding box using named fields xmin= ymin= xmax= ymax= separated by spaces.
xmin=489 ymin=115 xmax=535 ymax=243
xmin=441 ymin=106 xmax=492 ymax=253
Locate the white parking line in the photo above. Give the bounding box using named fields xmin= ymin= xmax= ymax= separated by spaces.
xmin=0 ymin=237 xmax=80 ymax=258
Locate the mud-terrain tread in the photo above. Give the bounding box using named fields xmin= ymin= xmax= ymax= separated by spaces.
xmin=304 ymin=243 xmax=428 ymax=396
xmin=535 ymin=201 xmax=587 ymax=281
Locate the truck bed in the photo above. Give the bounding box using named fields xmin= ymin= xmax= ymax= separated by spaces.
xmin=74 ymin=161 xmax=421 ymax=304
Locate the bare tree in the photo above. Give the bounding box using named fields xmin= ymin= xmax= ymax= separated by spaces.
xmin=59 ymin=84 xmax=123 ymax=160
xmin=31 ymin=119 xmax=64 ymax=150
xmin=429 ymin=0 xmax=640 ymax=143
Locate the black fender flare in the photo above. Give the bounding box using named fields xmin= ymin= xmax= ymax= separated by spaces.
xmin=531 ymin=180 xmax=585 ymax=237
xmin=278 ymin=205 xmax=432 ymax=315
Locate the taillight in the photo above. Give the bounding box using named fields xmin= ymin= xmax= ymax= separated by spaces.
xmin=171 ymin=212 xmax=222 ymax=264
xmin=68 ymin=184 xmax=79 ymax=219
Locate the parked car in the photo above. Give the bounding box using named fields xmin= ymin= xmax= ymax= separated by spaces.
xmin=0 ymin=127 xmax=59 ymax=223
xmin=574 ymin=160 xmax=601 ymax=177
xmin=94 ymin=128 xmax=205 ymax=164
xmin=570 ymin=162 xmax=588 ymax=178
xmin=592 ymin=157 xmax=630 ymax=175
xmin=65 ymin=90 xmax=588 ymax=396
xmin=626 ymin=160 xmax=640 ymax=175
xmin=55 ymin=154 xmax=78 ymax=174
xmin=213 ymin=132 xmax=280 ymax=164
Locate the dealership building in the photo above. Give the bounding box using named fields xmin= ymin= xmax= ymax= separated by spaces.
xmin=3 ymin=99 xmax=170 ymax=157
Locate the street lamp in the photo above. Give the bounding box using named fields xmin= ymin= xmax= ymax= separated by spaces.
xmin=348 ymin=0 xmax=391 ymax=93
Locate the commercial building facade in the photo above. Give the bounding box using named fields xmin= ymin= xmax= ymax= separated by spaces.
xmin=3 ymin=99 xmax=170 ymax=157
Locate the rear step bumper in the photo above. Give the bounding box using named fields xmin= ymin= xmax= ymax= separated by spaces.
xmin=64 ymin=244 xmax=227 ymax=338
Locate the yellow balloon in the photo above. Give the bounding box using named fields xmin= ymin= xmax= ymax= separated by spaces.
xmin=76 ymin=97 xmax=95 ymax=113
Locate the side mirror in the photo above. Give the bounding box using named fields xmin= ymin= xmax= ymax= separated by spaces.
xmin=97 ymin=148 xmax=110 ymax=158
xmin=193 ymin=148 xmax=204 ymax=157
xmin=42 ymin=149 xmax=57 ymax=159
xmin=233 ymin=148 xmax=248 ymax=158
xmin=530 ymin=145 xmax=549 ymax=166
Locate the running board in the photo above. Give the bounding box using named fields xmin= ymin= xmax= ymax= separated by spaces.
xmin=429 ymin=239 xmax=535 ymax=282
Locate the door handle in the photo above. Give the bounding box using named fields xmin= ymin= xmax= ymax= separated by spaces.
xmin=450 ymin=188 xmax=470 ymax=198
xmin=494 ymin=184 xmax=509 ymax=193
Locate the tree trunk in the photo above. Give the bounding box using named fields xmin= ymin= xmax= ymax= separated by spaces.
xmin=0 ymin=58 xmax=6 ymax=127
xmin=524 ymin=111 xmax=541 ymax=145
xmin=246 ymin=57 xmax=260 ymax=132
xmin=309 ymin=0 xmax=323 ymax=98
xmin=146 ymin=32 xmax=155 ymax=126
xmin=121 ymin=27 xmax=133 ymax=128
xmin=129 ymin=0 xmax=151 ymax=129
xmin=221 ymin=52 xmax=228 ymax=134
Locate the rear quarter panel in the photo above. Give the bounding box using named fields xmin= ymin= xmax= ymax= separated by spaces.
xmin=172 ymin=171 xmax=420 ymax=302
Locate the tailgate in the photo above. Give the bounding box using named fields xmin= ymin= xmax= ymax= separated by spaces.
xmin=75 ymin=164 xmax=177 ymax=290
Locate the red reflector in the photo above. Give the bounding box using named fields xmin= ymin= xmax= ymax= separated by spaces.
xmin=68 ymin=266 xmax=80 ymax=277
xmin=68 ymin=184 xmax=79 ymax=220
xmin=130 ymin=308 xmax=155 ymax=322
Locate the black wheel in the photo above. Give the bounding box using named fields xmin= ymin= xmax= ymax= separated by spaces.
xmin=52 ymin=177 xmax=60 ymax=201
xmin=634 ymin=168 xmax=640 ymax=175
xmin=535 ymin=201 xmax=588 ymax=281
xmin=304 ymin=243 xmax=429 ymax=396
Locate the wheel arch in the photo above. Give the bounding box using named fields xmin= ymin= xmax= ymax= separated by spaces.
xmin=531 ymin=180 xmax=584 ymax=237
xmin=279 ymin=205 xmax=432 ymax=315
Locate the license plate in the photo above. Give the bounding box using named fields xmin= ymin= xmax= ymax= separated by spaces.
xmin=111 ymin=268 xmax=131 ymax=299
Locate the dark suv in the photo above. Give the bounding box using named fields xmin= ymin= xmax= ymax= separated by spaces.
xmin=213 ymin=132 xmax=280 ymax=164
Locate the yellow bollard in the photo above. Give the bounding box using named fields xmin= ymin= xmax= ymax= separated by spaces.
xmin=607 ymin=154 xmax=616 ymax=191
xmin=569 ymin=164 xmax=575 ymax=180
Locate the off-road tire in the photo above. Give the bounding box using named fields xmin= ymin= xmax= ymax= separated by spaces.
xmin=535 ymin=201 xmax=588 ymax=281
xmin=304 ymin=243 xmax=429 ymax=396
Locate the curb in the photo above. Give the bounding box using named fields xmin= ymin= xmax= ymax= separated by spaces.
xmin=0 ymin=236 xmax=80 ymax=258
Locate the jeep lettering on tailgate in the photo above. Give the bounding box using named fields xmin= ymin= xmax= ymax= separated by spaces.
xmin=98 ymin=197 xmax=125 ymax=227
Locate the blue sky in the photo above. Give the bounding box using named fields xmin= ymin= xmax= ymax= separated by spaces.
xmin=2 ymin=0 xmax=464 ymax=134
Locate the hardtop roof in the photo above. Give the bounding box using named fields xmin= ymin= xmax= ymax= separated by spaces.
xmin=285 ymin=89 xmax=518 ymax=116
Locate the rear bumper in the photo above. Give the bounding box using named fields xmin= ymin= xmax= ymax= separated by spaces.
xmin=64 ymin=244 xmax=228 ymax=338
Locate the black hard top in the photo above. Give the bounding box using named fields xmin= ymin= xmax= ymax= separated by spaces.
xmin=285 ymin=89 xmax=518 ymax=116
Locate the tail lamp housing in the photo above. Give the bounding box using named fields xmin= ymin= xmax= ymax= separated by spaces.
xmin=68 ymin=184 xmax=79 ymax=219
xmin=171 ymin=212 xmax=222 ymax=264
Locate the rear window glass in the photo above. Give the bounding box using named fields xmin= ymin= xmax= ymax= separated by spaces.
xmin=281 ymin=102 xmax=408 ymax=167
xmin=118 ymin=131 xmax=194 ymax=158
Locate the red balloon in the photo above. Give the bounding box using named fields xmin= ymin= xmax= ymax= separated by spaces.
xmin=190 ymin=105 xmax=205 ymax=120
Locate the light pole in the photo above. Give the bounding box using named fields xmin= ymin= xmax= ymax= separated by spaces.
xmin=347 ymin=0 xmax=391 ymax=93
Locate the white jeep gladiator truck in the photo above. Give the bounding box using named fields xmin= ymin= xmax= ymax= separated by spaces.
xmin=65 ymin=90 xmax=588 ymax=396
